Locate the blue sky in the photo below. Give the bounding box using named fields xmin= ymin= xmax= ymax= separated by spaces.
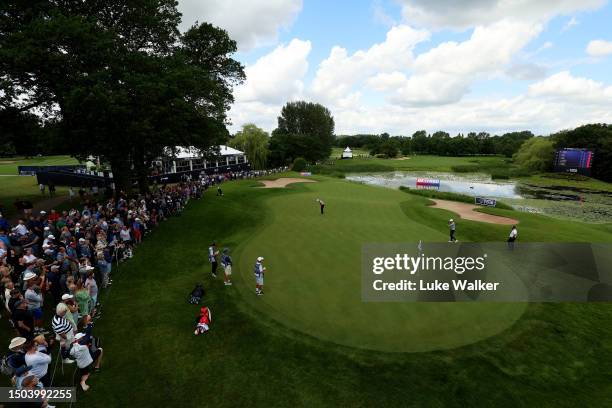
xmin=179 ymin=0 xmax=612 ymax=135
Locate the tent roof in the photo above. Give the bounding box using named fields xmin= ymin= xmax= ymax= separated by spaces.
xmin=343 ymin=147 xmax=352 ymax=152
xmin=169 ymin=145 xmax=244 ymax=159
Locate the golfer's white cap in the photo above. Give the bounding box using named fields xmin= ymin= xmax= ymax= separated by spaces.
xmin=449 ymin=219 xmax=454 ymax=222
xmin=47 ymin=235 xmax=55 ymax=239
xmin=257 ymin=256 xmax=264 ymax=262
xmin=40 ymin=211 xmax=46 ymax=215
xmin=74 ymin=332 xmax=86 ymax=341
xmin=61 ymin=294 xmax=74 ymax=301
xmin=44 ymin=226 xmax=50 ymax=231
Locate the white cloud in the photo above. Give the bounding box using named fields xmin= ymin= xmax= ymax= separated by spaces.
xmin=398 ymin=0 xmax=605 ymax=30
xmin=366 ymin=72 xmax=408 ymax=91
xmin=528 ymin=71 xmax=612 ymax=103
xmin=310 ymin=25 xmax=429 ymax=102
xmin=387 ymin=19 xmax=543 ymax=106
xmin=586 ymin=39 xmax=612 ymax=57
xmin=562 ymin=16 xmax=579 ymax=32
xmin=178 ymin=0 xmax=302 ymax=50
xmin=234 ymin=39 xmax=311 ymax=105
xmin=391 ymin=72 xmax=471 ymax=106
xmin=506 ymin=63 xmax=548 ymax=80
xmin=413 ymin=20 xmax=542 ymax=75
xmin=331 ymin=92 xmax=612 ymax=136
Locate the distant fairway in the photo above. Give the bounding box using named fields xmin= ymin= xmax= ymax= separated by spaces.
xmin=237 ymin=180 xmax=526 ymax=352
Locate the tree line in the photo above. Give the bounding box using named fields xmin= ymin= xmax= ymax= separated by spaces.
xmin=335 ymin=131 xmax=534 ymax=158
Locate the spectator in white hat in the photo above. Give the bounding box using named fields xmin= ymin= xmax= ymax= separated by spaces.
xmin=70 ymin=315 xmax=103 ymax=391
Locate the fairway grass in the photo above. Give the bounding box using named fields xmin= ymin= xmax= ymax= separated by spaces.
xmin=3 ymin=174 xmax=612 ymax=407
xmin=237 ymin=180 xmax=525 ymax=352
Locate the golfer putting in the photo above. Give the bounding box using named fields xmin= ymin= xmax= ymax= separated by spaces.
xmin=254 ymin=256 xmax=266 ymax=296
xmin=316 ymin=198 xmax=325 ymax=215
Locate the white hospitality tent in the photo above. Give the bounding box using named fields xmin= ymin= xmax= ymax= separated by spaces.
xmin=159 ymin=145 xmax=247 ymax=173
xmin=342 ymin=146 xmax=353 ymax=159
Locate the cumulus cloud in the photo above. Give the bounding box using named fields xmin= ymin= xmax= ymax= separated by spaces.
xmin=387 ymin=19 xmax=543 ymax=106
xmin=310 ymin=25 xmax=429 ymax=102
xmin=528 ymin=71 xmax=612 ymax=103
xmin=366 ymin=72 xmax=408 ymax=91
xmin=398 ymin=0 xmax=605 ymax=30
xmin=506 ymin=63 xmax=548 ymax=80
xmin=178 ymin=0 xmax=302 ymax=50
xmin=562 ymin=16 xmax=579 ymax=32
xmin=586 ymin=39 xmax=612 ymax=57
xmin=234 ymin=39 xmax=311 ymax=104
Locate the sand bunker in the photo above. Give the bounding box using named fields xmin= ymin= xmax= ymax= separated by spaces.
xmin=258 ymin=178 xmax=317 ymax=188
xmin=430 ymin=199 xmax=519 ymax=225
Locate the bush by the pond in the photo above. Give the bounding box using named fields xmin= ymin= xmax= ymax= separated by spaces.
xmin=399 ymin=186 xmax=514 ymax=210
xmin=308 ymin=162 xmax=389 ymax=175
xmin=491 ymin=173 xmax=510 ymax=180
xmin=451 ymin=165 xmax=480 ymax=173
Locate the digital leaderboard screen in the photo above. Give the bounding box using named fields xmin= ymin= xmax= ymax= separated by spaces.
xmin=554 ymin=148 xmax=594 ymax=176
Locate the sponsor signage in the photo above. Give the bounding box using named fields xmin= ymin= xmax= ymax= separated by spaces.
xmin=475 ymin=197 xmax=496 ymax=207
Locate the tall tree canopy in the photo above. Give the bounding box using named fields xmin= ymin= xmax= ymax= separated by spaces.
xmin=513 ymin=137 xmax=555 ymax=172
xmin=269 ymin=101 xmax=334 ymax=165
xmin=0 ymin=0 xmax=245 ymax=192
xmin=552 ymin=124 xmax=612 ymax=182
xmin=229 ymin=124 xmax=269 ymax=170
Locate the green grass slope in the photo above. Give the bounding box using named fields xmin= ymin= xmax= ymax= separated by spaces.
xmin=2 ymin=176 xmax=611 ymax=407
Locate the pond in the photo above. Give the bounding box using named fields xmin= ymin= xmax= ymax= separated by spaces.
xmin=346 ymin=171 xmax=612 ymax=223
xmin=346 ymin=172 xmax=522 ymax=199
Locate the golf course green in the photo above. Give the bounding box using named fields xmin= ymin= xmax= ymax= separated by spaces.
xmin=3 ymin=173 xmax=612 ymax=407
xmin=236 ymin=179 xmax=526 ymax=352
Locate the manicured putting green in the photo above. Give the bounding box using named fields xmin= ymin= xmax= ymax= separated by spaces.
xmin=238 ymin=180 xmax=526 ymax=352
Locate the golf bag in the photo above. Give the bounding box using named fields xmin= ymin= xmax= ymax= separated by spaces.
xmin=189 ymin=283 xmax=205 ymax=304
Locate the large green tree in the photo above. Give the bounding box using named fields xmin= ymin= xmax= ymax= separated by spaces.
xmin=0 ymin=1 xmax=244 ymax=192
xmin=513 ymin=137 xmax=555 ymax=172
xmin=229 ymin=124 xmax=269 ymax=170
xmin=269 ymin=101 xmax=334 ymax=165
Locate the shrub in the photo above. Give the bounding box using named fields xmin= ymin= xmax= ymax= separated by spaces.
xmin=451 ymin=165 xmax=480 ymax=173
xmin=292 ymin=157 xmax=307 ymax=172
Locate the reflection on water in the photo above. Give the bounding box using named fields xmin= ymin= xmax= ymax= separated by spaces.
xmin=346 ymin=172 xmax=522 ymax=199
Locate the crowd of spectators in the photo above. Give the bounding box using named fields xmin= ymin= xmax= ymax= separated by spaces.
xmin=0 ymin=168 xmax=284 ymax=402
